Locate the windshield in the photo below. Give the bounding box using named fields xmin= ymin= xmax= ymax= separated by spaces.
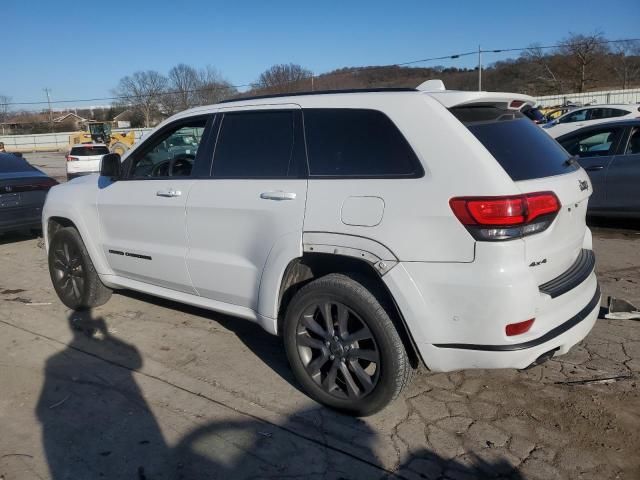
xmin=451 ymin=106 xmax=577 ymax=181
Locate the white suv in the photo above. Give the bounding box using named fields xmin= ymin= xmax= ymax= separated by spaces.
xmin=66 ymin=143 xmax=110 ymax=180
xmin=44 ymin=84 xmax=600 ymax=415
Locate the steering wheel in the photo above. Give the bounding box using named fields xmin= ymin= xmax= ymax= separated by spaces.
xmin=169 ymin=154 xmax=195 ymax=176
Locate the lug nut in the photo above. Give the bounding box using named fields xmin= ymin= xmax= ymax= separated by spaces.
xmin=329 ymin=355 xmax=335 ymax=360
xmin=325 ymin=341 xmax=330 ymax=347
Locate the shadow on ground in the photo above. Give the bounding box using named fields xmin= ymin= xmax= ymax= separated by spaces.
xmin=36 ymin=309 xmax=524 ymax=479
xmin=118 ymin=289 xmax=300 ymax=392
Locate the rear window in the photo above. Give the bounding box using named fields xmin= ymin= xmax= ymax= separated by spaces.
xmin=70 ymin=146 xmax=110 ymax=156
xmin=451 ymin=106 xmax=577 ymax=181
xmin=304 ymin=109 xmax=422 ymax=177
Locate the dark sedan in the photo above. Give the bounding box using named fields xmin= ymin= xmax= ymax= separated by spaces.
xmin=0 ymin=153 xmax=58 ymax=234
xmin=557 ymin=119 xmax=640 ymax=218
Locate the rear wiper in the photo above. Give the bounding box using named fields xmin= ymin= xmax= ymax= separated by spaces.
xmin=564 ymin=156 xmax=580 ymax=167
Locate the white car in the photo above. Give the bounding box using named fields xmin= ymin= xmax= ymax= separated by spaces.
xmin=43 ymin=83 xmax=599 ymax=415
xmin=65 ymin=144 xmax=110 ymax=180
xmin=542 ymin=104 xmax=639 ymax=138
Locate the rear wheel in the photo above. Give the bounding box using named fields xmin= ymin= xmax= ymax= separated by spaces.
xmin=48 ymin=227 xmax=112 ymax=310
xmin=283 ymin=273 xmax=413 ymax=416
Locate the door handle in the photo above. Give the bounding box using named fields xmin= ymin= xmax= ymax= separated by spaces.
xmin=260 ymin=191 xmax=297 ymax=201
xmin=156 ymin=189 xmax=182 ymax=197
xmin=584 ymin=165 xmax=604 ymax=171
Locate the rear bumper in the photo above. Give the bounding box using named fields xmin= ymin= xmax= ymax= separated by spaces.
xmin=383 ymin=250 xmax=600 ymax=371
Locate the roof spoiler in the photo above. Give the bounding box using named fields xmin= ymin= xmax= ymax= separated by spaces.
xmin=416 ymin=79 xmax=446 ymax=92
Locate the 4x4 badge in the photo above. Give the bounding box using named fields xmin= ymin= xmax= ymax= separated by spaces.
xmin=579 ymin=180 xmax=589 ymax=191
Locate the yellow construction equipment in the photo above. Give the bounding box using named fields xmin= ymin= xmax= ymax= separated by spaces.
xmin=69 ymin=121 xmax=136 ymax=156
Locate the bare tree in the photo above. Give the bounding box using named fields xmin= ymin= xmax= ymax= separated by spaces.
xmin=113 ymin=71 xmax=168 ymax=127
xmin=167 ymin=64 xmax=200 ymax=111
xmin=255 ymin=63 xmax=313 ymax=93
xmin=559 ymin=33 xmax=609 ymax=92
xmin=610 ymin=40 xmax=640 ymax=90
xmin=521 ymin=46 xmax=566 ymax=94
xmin=195 ymin=66 xmax=237 ymax=105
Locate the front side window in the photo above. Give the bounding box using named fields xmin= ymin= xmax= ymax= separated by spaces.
xmin=304 ymin=109 xmax=421 ymax=177
xmin=128 ymin=120 xmax=206 ymax=178
xmin=559 ymin=109 xmax=588 ymax=123
xmin=560 ymin=127 xmax=622 ymax=158
xmin=212 ymin=110 xmax=296 ymax=178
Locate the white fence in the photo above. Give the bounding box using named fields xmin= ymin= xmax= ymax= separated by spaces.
xmin=535 ymin=88 xmax=640 ymax=107
xmin=0 ymin=128 xmax=152 ymax=152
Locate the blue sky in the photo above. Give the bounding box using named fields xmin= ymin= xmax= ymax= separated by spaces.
xmin=3 ymin=0 xmax=640 ymax=109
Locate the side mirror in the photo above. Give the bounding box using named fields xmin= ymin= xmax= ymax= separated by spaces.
xmin=100 ymin=153 xmax=121 ymax=180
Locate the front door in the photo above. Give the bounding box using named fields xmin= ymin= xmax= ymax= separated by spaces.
xmin=97 ymin=116 xmax=213 ymax=293
xmin=560 ymin=125 xmax=624 ymax=211
xmin=606 ymin=126 xmax=640 ymax=214
xmin=186 ymin=107 xmax=307 ymax=311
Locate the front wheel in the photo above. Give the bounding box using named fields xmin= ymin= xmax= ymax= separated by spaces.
xmin=283 ymin=273 xmax=413 ymax=416
xmin=48 ymin=227 xmax=112 ymax=310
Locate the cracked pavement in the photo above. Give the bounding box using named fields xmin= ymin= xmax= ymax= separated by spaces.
xmin=0 ymin=160 xmax=638 ymax=479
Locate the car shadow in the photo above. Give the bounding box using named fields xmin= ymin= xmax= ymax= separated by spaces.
xmin=587 ymin=215 xmax=640 ymax=232
xmin=116 ymin=289 xmax=299 ymax=392
xmin=35 ymin=308 xmax=525 ymax=479
xmin=0 ymin=229 xmax=41 ymax=245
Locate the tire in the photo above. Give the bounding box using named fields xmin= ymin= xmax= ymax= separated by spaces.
xmin=283 ymin=273 xmax=413 ymax=416
xmin=111 ymin=142 xmax=128 ymax=156
xmin=48 ymin=227 xmax=112 ymax=310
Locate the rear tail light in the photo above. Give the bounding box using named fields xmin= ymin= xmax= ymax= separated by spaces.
xmin=450 ymin=192 xmax=560 ymax=241
xmin=66 ymin=155 xmax=78 ymax=162
xmin=506 ymin=319 xmax=535 ymax=336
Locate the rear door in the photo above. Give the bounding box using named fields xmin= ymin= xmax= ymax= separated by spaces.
xmin=605 ymin=126 xmax=640 ymax=214
xmin=557 ymin=125 xmax=625 ymax=211
xmin=185 ymin=106 xmax=307 ymax=310
xmin=452 ymin=105 xmax=592 ymax=284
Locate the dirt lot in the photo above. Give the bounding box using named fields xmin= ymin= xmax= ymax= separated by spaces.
xmin=0 ymin=153 xmax=638 ymax=479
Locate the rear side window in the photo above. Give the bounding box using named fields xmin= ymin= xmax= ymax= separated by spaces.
xmin=304 ymin=109 xmax=421 ymax=177
xmin=213 ymin=111 xmax=295 ymax=178
xmin=452 ymin=106 xmax=576 ymax=181
xmin=70 ymin=146 xmax=110 ymax=156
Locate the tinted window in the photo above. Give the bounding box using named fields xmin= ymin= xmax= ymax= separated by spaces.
xmin=70 ymin=146 xmax=110 ymax=156
xmin=213 ymin=111 xmax=295 ymax=178
xmin=560 ymin=127 xmax=622 ymax=158
xmin=304 ymin=109 xmax=421 ymax=177
xmin=129 ymin=121 xmax=206 ymax=178
xmin=452 ymin=106 xmax=576 ymax=181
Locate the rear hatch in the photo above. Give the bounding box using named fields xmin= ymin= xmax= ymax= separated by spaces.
xmin=68 ymin=145 xmax=109 ymax=171
xmin=449 ymin=103 xmax=590 ymax=285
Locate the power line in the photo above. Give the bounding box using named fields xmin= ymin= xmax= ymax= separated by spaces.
xmin=2 ymin=37 xmax=639 ymax=108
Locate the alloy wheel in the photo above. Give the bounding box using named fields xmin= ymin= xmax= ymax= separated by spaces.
xmin=295 ymin=301 xmax=380 ymax=399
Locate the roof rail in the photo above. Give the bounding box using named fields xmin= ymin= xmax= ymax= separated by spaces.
xmin=219 ymin=87 xmax=417 ymax=103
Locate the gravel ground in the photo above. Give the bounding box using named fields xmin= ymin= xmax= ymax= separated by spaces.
xmin=0 ymin=153 xmax=637 ymax=479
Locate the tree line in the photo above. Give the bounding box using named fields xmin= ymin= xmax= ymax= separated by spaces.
xmin=2 ymin=33 xmax=639 ymax=132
